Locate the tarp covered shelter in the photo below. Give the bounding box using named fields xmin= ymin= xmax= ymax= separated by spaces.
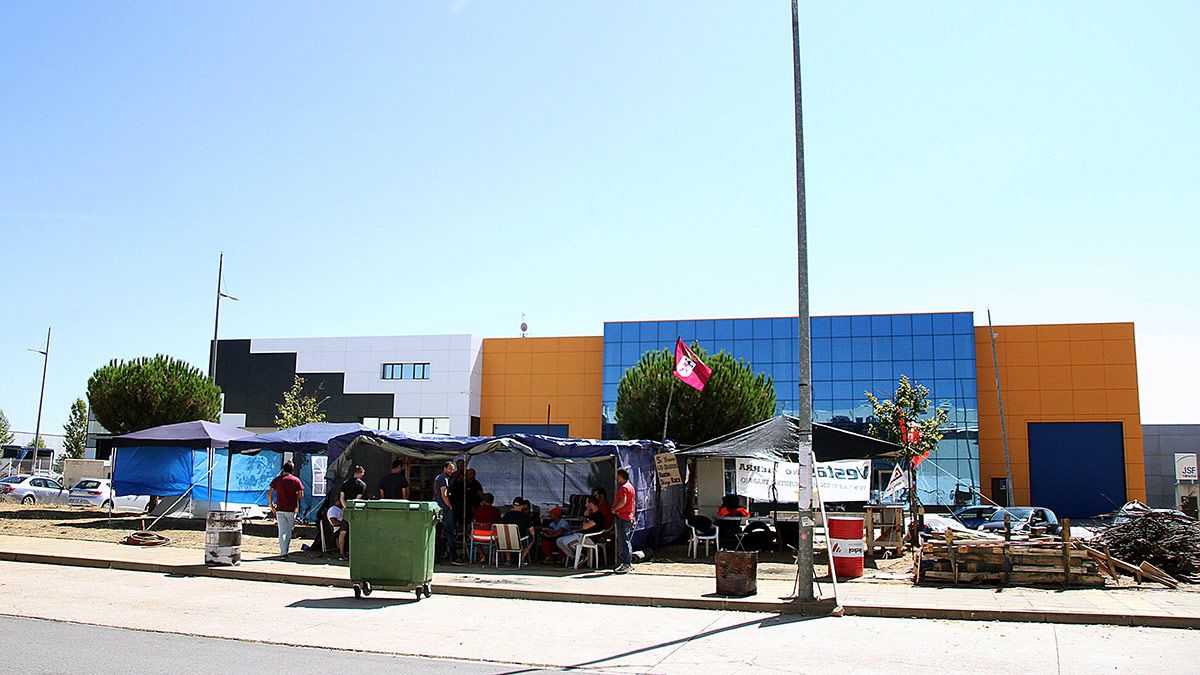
xmin=229 ymin=423 xmax=375 ymax=518
xmin=675 ymin=415 xmax=900 ymax=463
xmin=328 ymin=430 xmax=684 ymax=550
xmin=110 ymin=420 xmax=274 ymax=507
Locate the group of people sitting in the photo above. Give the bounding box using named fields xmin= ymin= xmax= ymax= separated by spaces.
xmin=459 ymin=487 xmax=614 ymax=565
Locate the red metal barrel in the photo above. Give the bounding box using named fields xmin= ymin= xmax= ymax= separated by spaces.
xmin=827 ymin=516 xmax=864 ymax=579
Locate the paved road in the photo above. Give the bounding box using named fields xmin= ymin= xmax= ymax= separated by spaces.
xmin=1 ymin=615 xmax=567 ymax=675
xmin=1 ymin=560 xmax=1194 ymax=674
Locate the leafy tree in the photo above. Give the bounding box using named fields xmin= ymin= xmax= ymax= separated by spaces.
xmin=0 ymin=409 xmax=12 ymax=446
xmin=866 ymin=375 xmax=949 ymax=544
xmin=616 ymin=344 xmax=776 ymax=445
xmin=24 ymin=435 xmax=47 ymax=448
xmin=63 ymin=398 xmax=88 ymax=460
xmin=87 ymin=355 xmax=222 ymax=434
xmin=274 ymin=375 xmax=328 ymax=429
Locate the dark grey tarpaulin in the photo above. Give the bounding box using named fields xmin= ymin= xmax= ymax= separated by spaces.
xmin=110 ymin=420 xmax=252 ymax=449
xmin=675 ymin=415 xmax=899 ymax=462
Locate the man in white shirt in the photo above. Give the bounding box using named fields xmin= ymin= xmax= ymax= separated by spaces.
xmin=327 ymin=503 xmax=348 ymax=561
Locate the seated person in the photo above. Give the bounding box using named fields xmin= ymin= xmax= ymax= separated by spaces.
xmin=472 ymin=492 xmax=502 ymax=528
xmin=592 ymin=487 xmax=613 ymax=528
xmin=539 ymin=507 xmax=571 ymax=562
xmin=718 ymin=494 xmax=750 ymax=518
xmin=557 ymin=497 xmax=606 ymax=560
xmin=327 ymin=503 xmax=349 ymax=561
xmin=499 ymin=498 xmax=536 ymax=563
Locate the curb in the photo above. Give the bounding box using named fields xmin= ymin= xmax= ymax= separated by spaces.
xmin=4 ymin=551 xmax=1197 ymax=628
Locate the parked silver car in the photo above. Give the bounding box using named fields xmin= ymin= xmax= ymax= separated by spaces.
xmin=0 ymin=474 xmax=68 ymax=505
xmin=68 ymin=478 xmax=150 ymax=512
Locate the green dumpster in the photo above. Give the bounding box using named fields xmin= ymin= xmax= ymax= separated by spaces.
xmin=344 ymin=499 xmax=441 ymax=600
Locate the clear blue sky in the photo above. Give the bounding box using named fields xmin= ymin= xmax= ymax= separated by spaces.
xmin=2 ymin=2 xmax=1197 ymax=436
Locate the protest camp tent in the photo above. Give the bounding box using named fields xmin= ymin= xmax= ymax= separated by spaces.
xmin=109 ymin=420 xmax=271 ymax=514
xmin=326 ymin=429 xmax=684 ymax=551
xmin=228 ymin=422 xmax=375 ymax=519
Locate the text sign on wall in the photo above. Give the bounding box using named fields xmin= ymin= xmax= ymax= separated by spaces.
xmin=734 ymin=459 xmax=870 ymax=503
xmin=1177 ymin=453 xmax=1199 ymax=482
xmin=655 ymin=452 xmax=683 ymax=487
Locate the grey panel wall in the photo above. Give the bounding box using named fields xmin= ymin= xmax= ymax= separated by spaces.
xmin=1142 ymin=424 xmax=1200 ymax=508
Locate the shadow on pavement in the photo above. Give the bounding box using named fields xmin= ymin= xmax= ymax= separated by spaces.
xmin=287 ymin=596 xmax=419 ymax=610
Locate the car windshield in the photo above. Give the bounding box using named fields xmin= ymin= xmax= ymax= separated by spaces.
xmin=989 ymin=508 xmax=1034 ymax=521
xmin=75 ymin=480 xmax=102 ymax=490
xmin=1 ymin=476 xmax=25 ymax=484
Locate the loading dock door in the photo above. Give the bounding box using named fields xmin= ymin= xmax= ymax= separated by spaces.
xmin=1028 ymin=421 xmax=1125 ymax=519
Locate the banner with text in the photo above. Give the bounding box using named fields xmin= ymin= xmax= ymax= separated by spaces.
xmin=734 ymin=459 xmax=870 ymax=503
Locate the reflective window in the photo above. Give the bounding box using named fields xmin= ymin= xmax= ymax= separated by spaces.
xmin=831 ymin=316 xmax=852 ymax=337
xmin=851 ymin=315 xmax=872 ymax=337
xmin=734 ymin=319 xmax=754 ymax=340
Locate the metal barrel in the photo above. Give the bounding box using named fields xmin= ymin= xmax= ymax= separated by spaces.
xmin=204 ymin=510 xmax=243 ymax=566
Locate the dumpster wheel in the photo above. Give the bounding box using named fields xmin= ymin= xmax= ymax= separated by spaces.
xmin=422 ymin=583 xmax=432 ymax=598
xmin=362 ymin=581 xmax=373 ymax=596
xmin=353 ymin=584 xmax=362 ymax=599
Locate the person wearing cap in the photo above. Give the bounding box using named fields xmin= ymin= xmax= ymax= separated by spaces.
xmin=539 ymin=507 xmax=570 ymax=562
xmin=499 ymin=497 xmax=535 ymax=564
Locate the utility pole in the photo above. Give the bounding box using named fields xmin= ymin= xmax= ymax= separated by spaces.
xmin=28 ymin=327 xmax=51 ymax=475
xmin=987 ymin=309 xmax=1016 ymax=507
xmin=791 ymin=0 xmax=816 ymax=603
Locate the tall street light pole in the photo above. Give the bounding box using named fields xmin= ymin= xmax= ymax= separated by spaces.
xmin=208 ymin=251 xmax=239 ymax=383
xmin=791 ymin=0 xmax=816 ymax=603
xmin=27 ymin=327 xmax=51 ymax=475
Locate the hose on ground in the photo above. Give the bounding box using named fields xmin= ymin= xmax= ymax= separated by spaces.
xmin=120 ymin=531 xmax=172 ymax=547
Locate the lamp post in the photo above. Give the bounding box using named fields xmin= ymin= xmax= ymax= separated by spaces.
xmin=27 ymin=327 xmax=51 ymax=475
xmin=208 ymin=251 xmax=239 ymax=383
xmin=791 ymin=0 xmax=816 ymax=603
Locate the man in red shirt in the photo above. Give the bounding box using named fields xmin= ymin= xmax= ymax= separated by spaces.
xmin=612 ymin=468 xmax=636 ymax=574
xmin=269 ymin=461 xmax=305 ymax=559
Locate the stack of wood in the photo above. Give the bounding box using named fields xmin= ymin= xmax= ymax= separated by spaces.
xmin=917 ymin=524 xmax=1106 ymax=587
xmin=1097 ymin=511 xmax=1200 ymax=584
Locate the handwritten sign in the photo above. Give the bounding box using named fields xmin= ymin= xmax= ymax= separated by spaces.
xmin=654 ymin=452 xmax=683 ymax=487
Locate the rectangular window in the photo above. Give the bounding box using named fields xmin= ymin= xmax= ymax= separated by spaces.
xmin=364 ymin=416 xmax=450 ymax=435
xmin=380 ymin=362 xmax=431 ymax=380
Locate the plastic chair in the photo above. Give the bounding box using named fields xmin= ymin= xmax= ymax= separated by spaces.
xmin=566 ymin=527 xmax=611 ymax=570
xmin=492 ymin=523 xmax=527 ymax=567
xmin=469 ymin=522 xmax=495 ymax=563
xmin=685 ymin=515 xmax=718 ymax=558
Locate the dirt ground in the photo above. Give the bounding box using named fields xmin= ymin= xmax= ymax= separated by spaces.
xmin=0 ymin=503 xmax=310 ymax=554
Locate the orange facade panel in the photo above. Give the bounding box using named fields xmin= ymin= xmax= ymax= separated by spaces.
xmin=479 ymin=336 xmax=603 ymax=440
xmin=975 ymin=322 xmax=1144 ymax=506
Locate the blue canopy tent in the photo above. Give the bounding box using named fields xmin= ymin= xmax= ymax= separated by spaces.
xmin=228 ymin=423 xmax=374 ymax=519
xmin=109 ymin=420 xmax=263 ymax=512
xmin=327 ymin=430 xmax=685 ymax=552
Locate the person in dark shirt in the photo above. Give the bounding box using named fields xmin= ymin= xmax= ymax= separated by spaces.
xmin=592 ymin=487 xmax=613 ymax=529
xmin=500 ymin=498 xmax=535 ymax=562
xmin=447 ymin=459 xmax=466 ymax=526
xmin=557 ymin=497 xmax=604 ymax=559
xmin=377 ymin=459 xmax=409 ymax=499
xmin=339 ymin=466 xmax=367 ymax=507
xmin=464 ymin=468 xmax=484 ymax=517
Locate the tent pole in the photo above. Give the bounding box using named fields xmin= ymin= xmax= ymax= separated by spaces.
xmin=207 ymin=446 xmax=214 ymax=515
xmin=520 ymin=456 xmax=525 ymax=498
xmin=108 ymin=448 xmax=117 ymax=522
xmin=224 ymin=447 xmax=233 ymax=510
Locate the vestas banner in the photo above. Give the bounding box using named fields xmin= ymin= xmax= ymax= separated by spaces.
xmin=734 ymin=459 xmax=870 ymax=503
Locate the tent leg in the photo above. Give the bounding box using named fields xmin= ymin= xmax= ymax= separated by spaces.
xmin=224 ymin=448 xmax=233 ymax=511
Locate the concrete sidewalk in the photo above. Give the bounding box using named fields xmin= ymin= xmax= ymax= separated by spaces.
xmin=2 ymin=534 xmax=1197 ymax=628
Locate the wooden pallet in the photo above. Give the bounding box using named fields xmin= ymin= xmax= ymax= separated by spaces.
xmin=917 ymin=520 xmax=1106 ymax=588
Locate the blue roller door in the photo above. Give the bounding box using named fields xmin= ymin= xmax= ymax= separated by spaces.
xmin=1028 ymin=422 xmax=1125 ymax=519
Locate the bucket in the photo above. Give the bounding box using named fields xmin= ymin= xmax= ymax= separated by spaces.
xmin=827 ymin=516 xmax=864 ymax=579
xmin=715 ymin=550 xmax=758 ymax=597
xmin=205 ymin=510 xmax=243 ymax=566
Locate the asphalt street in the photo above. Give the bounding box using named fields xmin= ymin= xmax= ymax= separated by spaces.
xmin=1 ymin=560 xmax=1195 ymax=674
xmin=1 ymin=615 xmax=567 ymax=675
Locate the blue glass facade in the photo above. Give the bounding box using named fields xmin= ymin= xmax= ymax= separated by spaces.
xmin=601 ymin=312 xmax=980 ymax=507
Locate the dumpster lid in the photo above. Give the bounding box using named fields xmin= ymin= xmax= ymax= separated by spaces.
xmin=347 ymin=499 xmax=439 ymax=511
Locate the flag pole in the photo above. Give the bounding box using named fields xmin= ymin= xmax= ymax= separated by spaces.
xmin=655 ymin=358 xmax=676 ymax=556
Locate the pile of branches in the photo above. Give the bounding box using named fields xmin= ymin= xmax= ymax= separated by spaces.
xmin=1098 ymin=511 xmax=1200 ymax=582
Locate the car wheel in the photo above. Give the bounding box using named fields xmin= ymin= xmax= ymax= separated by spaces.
xmin=102 ymin=500 xmax=114 ymax=510
xmin=21 ymin=495 xmax=35 ymax=505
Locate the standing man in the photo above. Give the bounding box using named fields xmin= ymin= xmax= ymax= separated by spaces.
xmin=434 ymin=461 xmax=461 ymax=564
xmin=340 ymin=465 xmax=367 ymax=507
xmin=268 ymin=461 xmax=305 ymax=560
xmin=377 ymin=459 xmax=409 ymax=499
xmin=612 ymin=468 xmax=636 ymax=574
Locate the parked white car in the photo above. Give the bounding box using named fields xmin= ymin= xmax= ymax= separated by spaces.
xmin=0 ymin=474 xmax=69 ymax=505
xmin=67 ymin=478 xmax=150 ymax=512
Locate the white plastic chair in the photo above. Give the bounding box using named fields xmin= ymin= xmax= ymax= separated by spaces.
xmin=687 ymin=521 xmax=718 ymax=558
xmin=567 ymin=527 xmax=611 ymax=570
